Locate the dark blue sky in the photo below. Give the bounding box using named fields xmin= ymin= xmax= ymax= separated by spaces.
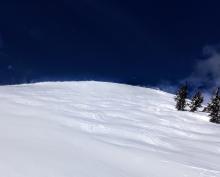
xmin=0 ymin=0 xmax=220 ymax=87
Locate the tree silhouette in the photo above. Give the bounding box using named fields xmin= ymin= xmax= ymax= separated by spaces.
xmin=209 ymin=88 xmax=220 ymax=124
xmin=190 ymin=90 xmax=204 ymax=112
xmin=204 ymin=88 xmax=219 ymax=113
xmin=175 ymin=84 xmax=188 ymax=111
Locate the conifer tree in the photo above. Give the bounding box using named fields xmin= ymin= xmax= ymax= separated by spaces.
xmin=209 ymin=88 xmax=220 ymax=124
xmin=203 ymin=88 xmax=219 ymax=113
xmin=190 ymin=90 xmax=204 ymax=112
xmin=175 ymin=84 xmax=188 ymax=111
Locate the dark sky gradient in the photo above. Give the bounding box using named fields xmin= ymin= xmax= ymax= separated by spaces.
xmin=0 ymin=0 xmax=220 ymax=87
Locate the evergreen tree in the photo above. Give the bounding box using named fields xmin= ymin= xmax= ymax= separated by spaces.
xmin=209 ymin=88 xmax=220 ymax=124
xmin=190 ymin=90 xmax=204 ymax=112
xmin=203 ymin=88 xmax=219 ymax=113
xmin=175 ymin=84 xmax=188 ymax=111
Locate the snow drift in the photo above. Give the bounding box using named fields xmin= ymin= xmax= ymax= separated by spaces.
xmin=0 ymin=81 xmax=219 ymax=177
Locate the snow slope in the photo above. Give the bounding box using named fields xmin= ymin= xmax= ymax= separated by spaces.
xmin=0 ymin=81 xmax=219 ymax=177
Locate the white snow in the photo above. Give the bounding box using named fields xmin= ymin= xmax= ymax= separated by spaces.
xmin=0 ymin=81 xmax=219 ymax=177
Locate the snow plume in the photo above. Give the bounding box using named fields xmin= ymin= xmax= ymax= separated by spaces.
xmin=157 ymin=81 xmax=178 ymax=94
xmin=187 ymin=46 xmax=220 ymax=89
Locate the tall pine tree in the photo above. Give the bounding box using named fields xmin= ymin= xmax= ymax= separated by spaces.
xmin=208 ymin=88 xmax=220 ymax=124
xmin=203 ymin=88 xmax=220 ymax=113
xmin=189 ymin=90 xmax=204 ymax=112
xmin=175 ymin=84 xmax=188 ymax=111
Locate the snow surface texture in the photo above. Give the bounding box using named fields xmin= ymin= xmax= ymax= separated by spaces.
xmin=0 ymin=81 xmax=219 ymax=177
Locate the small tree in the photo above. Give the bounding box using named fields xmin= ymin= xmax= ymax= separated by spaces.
xmin=189 ymin=90 xmax=204 ymax=112
xmin=209 ymin=88 xmax=220 ymax=123
xmin=175 ymin=84 xmax=188 ymax=111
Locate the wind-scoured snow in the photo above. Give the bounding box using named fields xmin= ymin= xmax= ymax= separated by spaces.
xmin=0 ymin=81 xmax=219 ymax=177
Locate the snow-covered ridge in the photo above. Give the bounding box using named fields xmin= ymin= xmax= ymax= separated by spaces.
xmin=0 ymin=81 xmax=219 ymax=177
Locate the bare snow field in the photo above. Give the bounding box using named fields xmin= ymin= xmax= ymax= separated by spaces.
xmin=0 ymin=81 xmax=219 ymax=177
